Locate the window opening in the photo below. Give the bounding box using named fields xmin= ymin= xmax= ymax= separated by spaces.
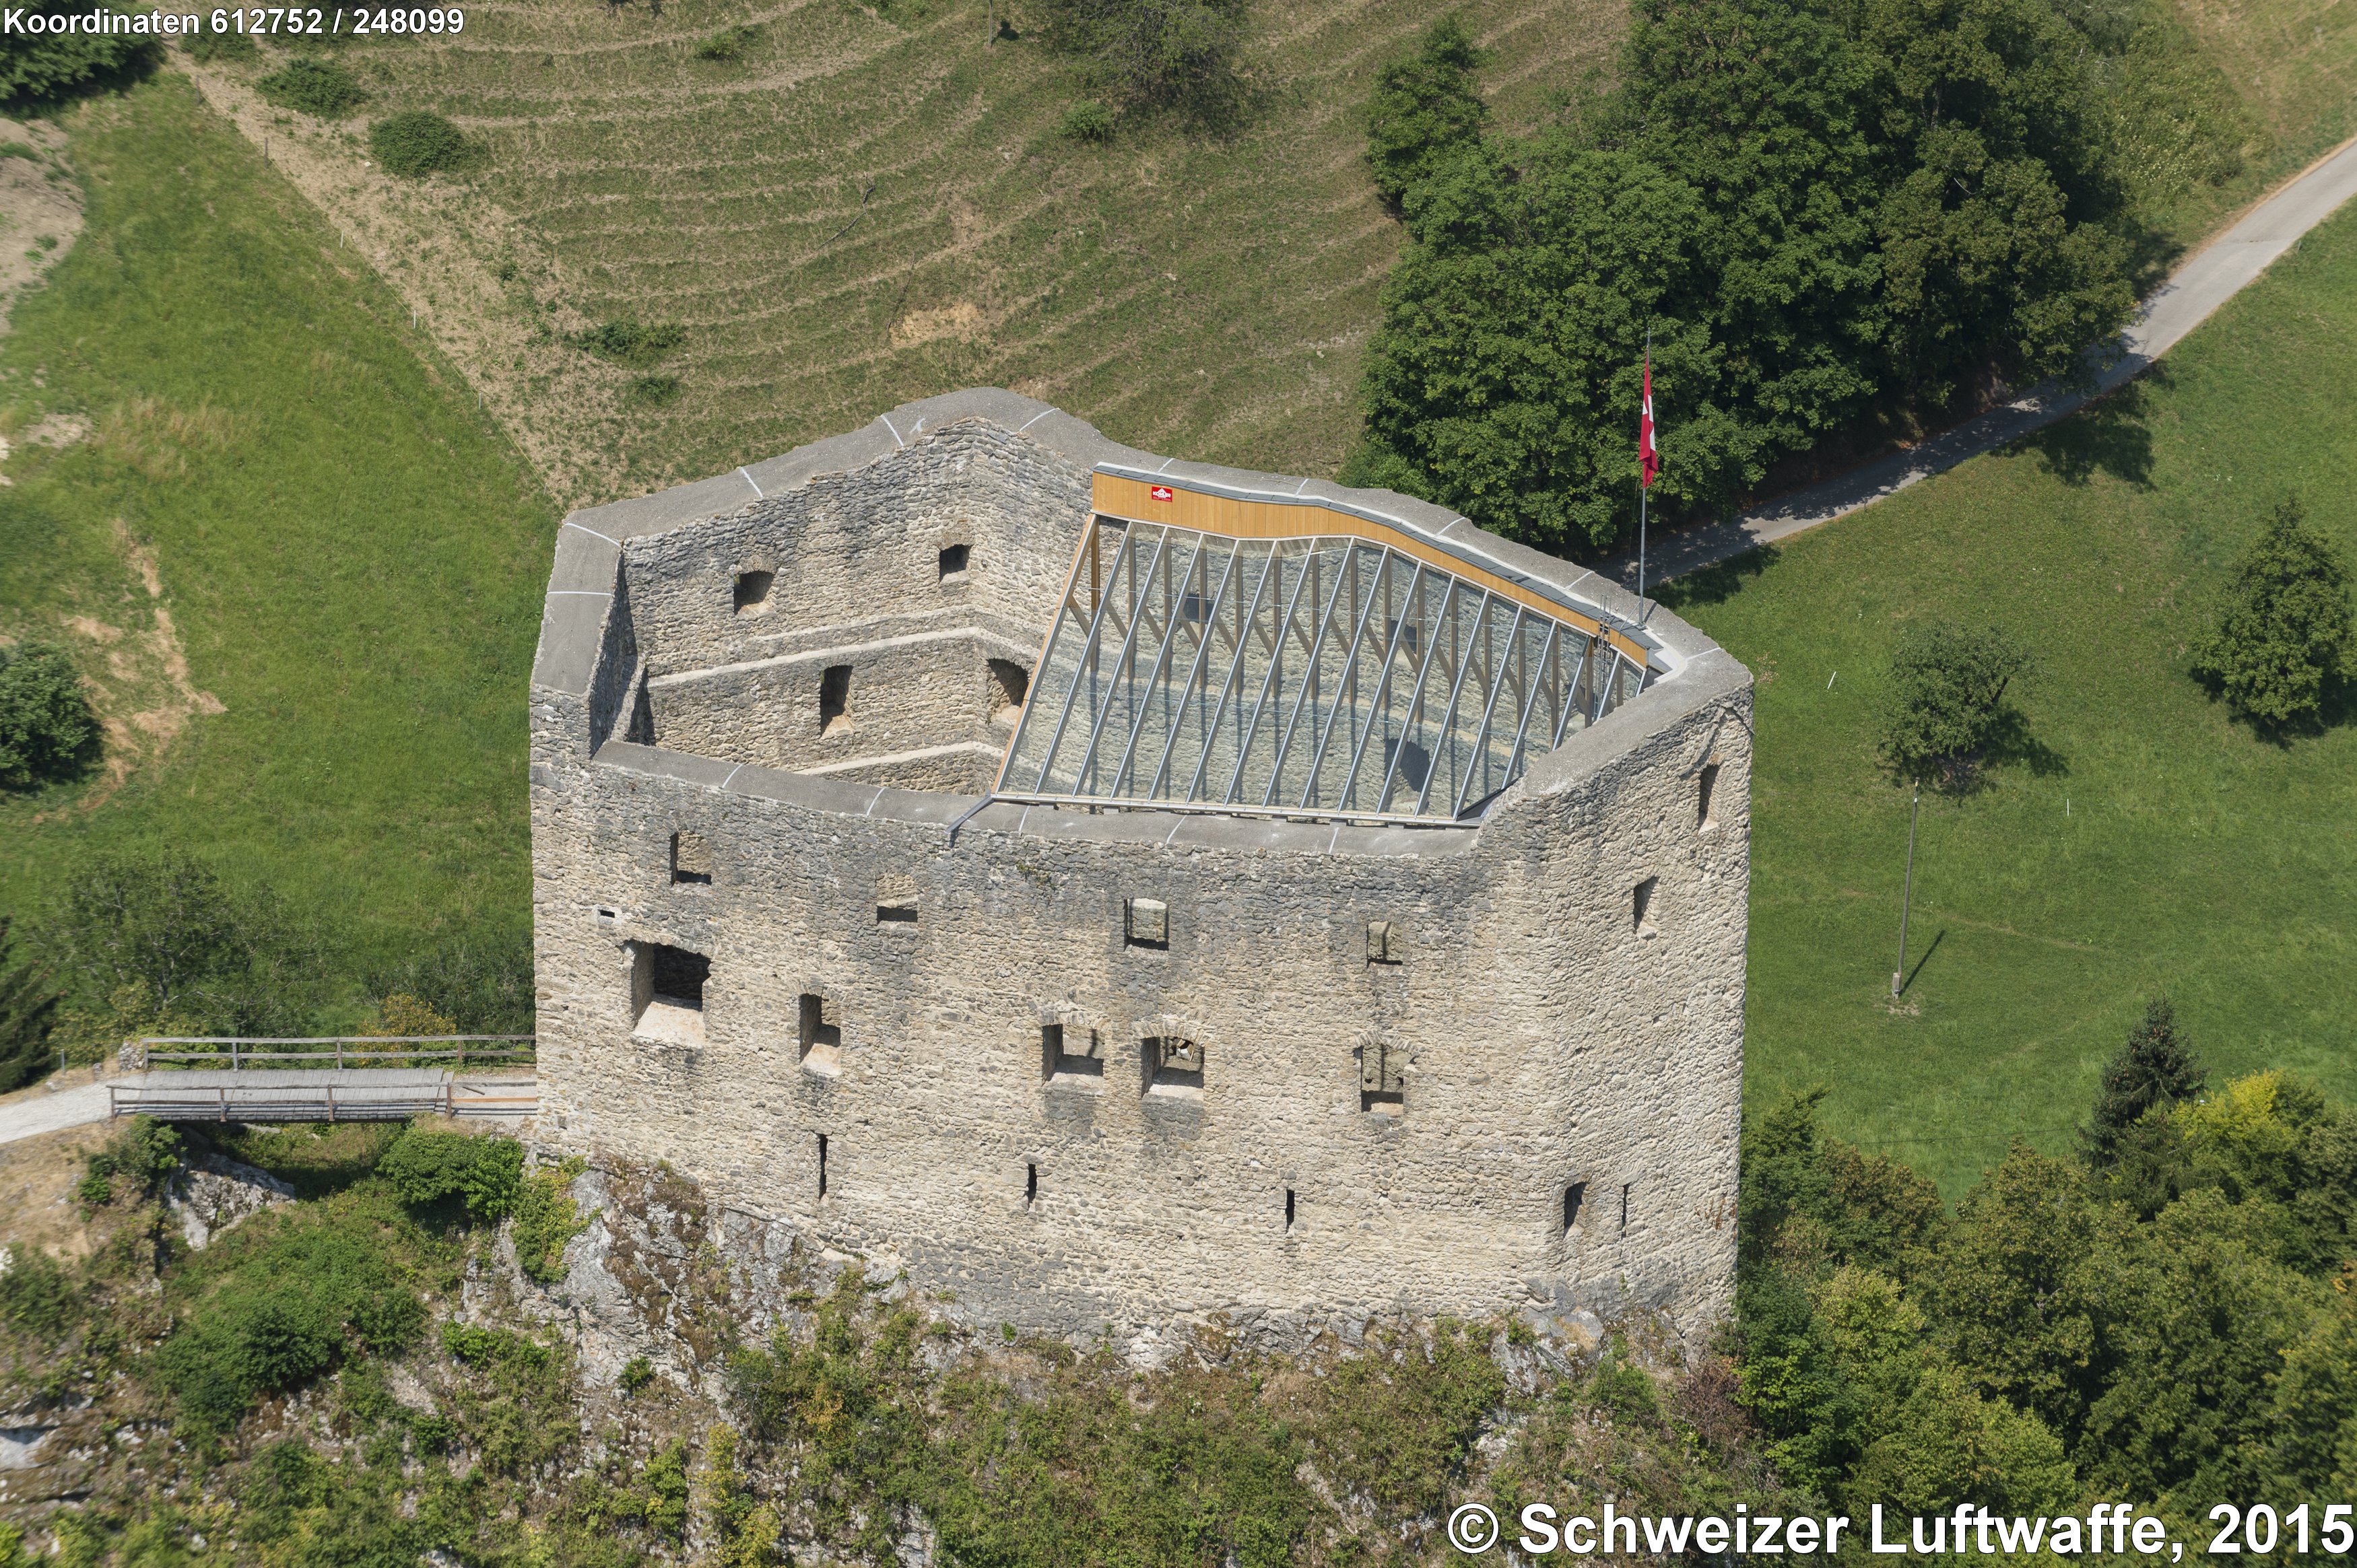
xmin=939 ymin=543 xmax=970 ymax=580
xmin=1563 ymin=1182 xmax=1587 ymax=1235
xmin=733 ymin=570 xmax=774 ymax=615
xmin=1359 ymin=1038 xmax=1405 ymax=1115
xmin=817 ymin=1133 xmax=828 ymax=1198
xmin=1620 ymin=1182 xmax=1632 ymax=1234
xmin=671 ymin=831 xmax=713 ymax=887
xmin=987 ymin=659 xmax=1030 ymax=728
xmin=1146 ymin=1036 xmax=1203 ymax=1094
xmin=820 ymin=664 xmax=853 ymax=735
xmin=1285 ymin=1188 xmax=1296 ymax=1229
xmin=1366 ymin=920 xmax=1402 ymax=964
xmin=1043 ymin=1023 xmax=1103 ymax=1082
xmin=1125 ymin=897 xmax=1168 ymax=949
xmin=875 ymin=873 xmax=918 ymax=926
xmin=649 ymin=945 xmax=708 ymax=1006
xmin=1026 ymin=1163 xmax=1038 ymax=1206
xmin=799 ymin=992 xmax=842 ymax=1075
xmin=1698 ymin=762 xmax=1721 ymax=829
xmin=1633 ymin=876 xmax=1659 ymax=936
xmin=633 ymin=943 xmax=708 ymax=1046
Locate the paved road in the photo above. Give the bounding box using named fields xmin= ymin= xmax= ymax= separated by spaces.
xmin=1607 ymin=131 xmax=2357 ymax=593
xmin=0 ymin=1081 xmax=112 ymax=1147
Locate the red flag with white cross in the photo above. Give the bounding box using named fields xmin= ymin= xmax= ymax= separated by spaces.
xmin=1640 ymin=356 xmax=1659 ymax=490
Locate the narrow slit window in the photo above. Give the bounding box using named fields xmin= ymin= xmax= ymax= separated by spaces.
xmin=733 ymin=570 xmax=774 ymax=615
xmin=939 ymin=543 xmax=970 ymax=580
xmin=1284 ymin=1188 xmax=1296 ymax=1229
xmin=1620 ymin=1182 xmax=1632 ymax=1234
xmin=820 ymin=664 xmax=852 ymax=735
xmin=1563 ymin=1181 xmax=1587 ymax=1235
xmin=1633 ymin=876 xmax=1659 ymax=936
xmin=1026 ymin=1163 xmax=1038 ymax=1206
xmin=817 ymin=1132 xmax=828 ymax=1198
xmin=1698 ymin=762 xmax=1721 ymax=829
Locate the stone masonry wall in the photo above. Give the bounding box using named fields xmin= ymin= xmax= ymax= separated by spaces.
xmin=529 ymin=393 xmax=1751 ymax=1349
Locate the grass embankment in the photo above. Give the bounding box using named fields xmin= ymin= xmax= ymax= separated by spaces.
xmin=192 ymin=0 xmax=1624 ymax=500
xmin=1665 ymin=204 xmax=2357 ymax=1195
xmin=0 ymin=77 xmax=554 ymax=1002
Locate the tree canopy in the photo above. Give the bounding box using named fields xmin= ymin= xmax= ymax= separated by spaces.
xmin=1875 ymin=619 xmax=2032 ymax=786
xmin=1354 ymin=0 xmax=2158 ymax=553
xmin=2189 ymin=498 xmax=2354 ymax=731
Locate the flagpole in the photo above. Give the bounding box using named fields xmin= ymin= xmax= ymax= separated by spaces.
xmin=1637 ymin=328 xmax=1651 ymax=621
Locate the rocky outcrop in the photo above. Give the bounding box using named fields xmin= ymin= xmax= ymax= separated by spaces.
xmin=166 ymin=1154 xmax=296 ymax=1250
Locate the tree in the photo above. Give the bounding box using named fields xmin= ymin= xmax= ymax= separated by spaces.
xmin=1036 ymin=0 xmax=1250 ymax=124
xmin=1363 ymin=15 xmax=1488 ymax=213
xmin=2084 ymin=997 xmax=2206 ymax=1167
xmin=0 ymin=917 xmax=61 ymax=1093
xmin=0 ymin=642 xmax=98 ymax=790
xmin=1876 ymin=620 xmax=2032 ymax=786
xmin=2189 ymin=498 xmax=2354 ymax=730
xmin=0 ymin=4 xmax=157 ymax=104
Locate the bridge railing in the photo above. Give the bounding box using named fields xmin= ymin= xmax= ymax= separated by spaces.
xmin=121 ymin=1035 xmax=536 ymax=1072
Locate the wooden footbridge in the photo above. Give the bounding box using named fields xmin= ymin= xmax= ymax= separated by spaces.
xmin=108 ymin=1037 xmax=538 ymax=1124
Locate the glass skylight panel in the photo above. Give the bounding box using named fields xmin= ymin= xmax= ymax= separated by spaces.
xmin=997 ymin=516 xmax=1648 ymax=823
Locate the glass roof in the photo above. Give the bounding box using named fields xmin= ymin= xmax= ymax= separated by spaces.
xmin=995 ymin=516 xmax=1649 ymax=823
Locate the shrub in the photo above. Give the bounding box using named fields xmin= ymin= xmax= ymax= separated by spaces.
xmin=49 ymin=848 xmax=314 ymax=1038
xmin=0 ymin=5 xmax=159 ymax=102
xmin=2189 ymin=498 xmax=2354 ymax=730
xmin=256 ymin=57 xmax=366 ymax=118
xmin=377 ymin=1126 xmax=524 ymax=1219
xmin=1057 ymin=100 xmax=1116 ymax=142
xmin=0 ymin=642 xmax=97 ymax=790
xmin=369 ymin=110 xmax=471 ymax=178
xmin=181 ymin=26 xmax=258 ymax=62
xmin=1363 ymin=14 xmax=1486 ymax=213
xmin=512 ymin=1155 xmax=590 ymax=1283
xmin=0 ymin=916 xmax=61 ymax=1094
xmin=367 ymin=926 xmax=535 ymax=1034
xmin=694 ymin=24 xmax=758 ymax=60
xmin=572 ymin=318 xmax=685 ymax=368
xmin=154 ymin=1214 xmax=424 ymax=1432
xmin=620 ymin=1355 xmax=656 ymax=1395
xmin=1037 ymin=0 xmax=1249 ymax=123
xmin=1876 ymin=621 xmax=2033 ymax=786
xmin=625 ymin=373 xmax=682 ymax=407
xmin=0 ymin=1244 xmax=79 ymax=1341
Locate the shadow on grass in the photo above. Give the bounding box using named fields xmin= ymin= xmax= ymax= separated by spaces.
xmin=2028 ymin=374 xmax=2166 ymax=489
xmin=1899 ymin=928 xmax=1946 ymax=996
xmin=2195 ymin=671 xmax=2357 ymax=749
xmin=1653 ymin=544 xmax=1783 ymax=612
xmin=207 ymin=1122 xmax=403 ymax=1202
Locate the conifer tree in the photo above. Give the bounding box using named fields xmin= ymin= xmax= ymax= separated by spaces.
xmin=2084 ymin=998 xmax=2206 ymax=1166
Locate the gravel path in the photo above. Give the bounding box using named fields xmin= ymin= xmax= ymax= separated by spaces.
xmin=1607 ymin=132 xmax=2357 ymax=593
xmin=0 ymin=1082 xmax=112 ymax=1147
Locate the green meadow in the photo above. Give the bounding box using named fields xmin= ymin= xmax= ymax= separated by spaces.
xmin=0 ymin=77 xmax=554 ymax=1007
xmin=1665 ymin=204 xmax=2357 ymax=1193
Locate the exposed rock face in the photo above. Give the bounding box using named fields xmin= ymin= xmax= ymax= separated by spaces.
xmin=167 ymin=1154 xmax=296 ymax=1250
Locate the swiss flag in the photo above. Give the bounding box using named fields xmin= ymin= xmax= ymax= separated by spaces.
xmin=1639 ymin=357 xmax=1659 ymax=490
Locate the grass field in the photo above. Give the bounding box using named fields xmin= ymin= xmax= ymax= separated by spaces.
xmin=0 ymin=77 xmax=555 ymax=1013
xmin=1663 ymin=203 xmax=2357 ymax=1194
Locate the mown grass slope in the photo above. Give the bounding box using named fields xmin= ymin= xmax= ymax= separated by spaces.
xmin=0 ymin=77 xmax=554 ymax=998
xmin=1665 ymin=203 xmax=2357 ymax=1195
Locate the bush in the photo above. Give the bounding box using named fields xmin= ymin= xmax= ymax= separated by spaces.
xmin=49 ymin=848 xmax=316 ymax=1038
xmin=1057 ymin=100 xmax=1116 ymax=142
xmin=154 ymin=1214 xmax=424 ymax=1433
xmin=624 ymin=373 xmax=681 ymax=407
xmin=0 ymin=5 xmax=158 ymax=103
xmin=0 ymin=917 xmax=61 ymax=1094
xmin=368 ymin=926 xmax=535 ymax=1034
xmin=2189 ymin=498 xmax=2354 ymax=730
xmin=1363 ymin=15 xmax=1486 ymax=213
xmin=694 ymin=24 xmax=758 ymax=60
xmin=377 ymin=1126 xmax=524 ymax=1219
xmin=512 ymin=1155 xmax=590 ymax=1283
xmin=1037 ymin=0 xmax=1249 ymax=123
xmin=1876 ymin=621 xmax=2033 ymax=786
xmin=0 ymin=1244 xmax=79 ymax=1341
xmin=572 ymin=318 xmax=684 ymax=368
xmin=256 ymin=57 xmax=366 ymax=118
xmin=0 ymin=642 xmax=97 ymax=790
xmin=368 ymin=110 xmax=471 ymax=178
xmin=181 ymin=26 xmax=258 ymax=62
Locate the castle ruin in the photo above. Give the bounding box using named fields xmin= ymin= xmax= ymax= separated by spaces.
xmin=528 ymin=389 xmax=1752 ymax=1347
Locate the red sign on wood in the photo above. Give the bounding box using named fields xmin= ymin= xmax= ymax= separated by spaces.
xmin=1149 ymin=485 xmax=1175 ymax=502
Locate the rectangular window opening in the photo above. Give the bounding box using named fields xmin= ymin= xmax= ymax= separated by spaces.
xmin=1125 ymin=897 xmax=1168 ymax=949
xmin=1633 ymin=875 xmax=1659 ymax=937
xmin=939 ymin=543 xmax=970 ymax=580
xmin=987 ymin=658 xmax=1030 ymax=728
xmin=632 ymin=942 xmax=710 ymax=1046
xmin=1698 ymin=761 xmax=1721 ymax=829
xmin=1043 ymin=1023 xmax=1104 ymax=1084
xmin=820 ymin=664 xmax=853 ymax=735
xmin=733 ymin=570 xmax=774 ymax=615
xmin=817 ymin=1133 xmax=828 ymax=1199
xmin=799 ymin=992 xmax=842 ymax=1075
xmin=1563 ymin=1181 xmax=1587 ymax=1235
xmin=875 ymin=872 xmax=918 ymax=927
xmin=1284 ymin=1188 xmax=1296 ymax=1230
xmin=1145 ymin=1035 xmax=1203 ymax=1097
xmin=1026 ymin=1163 xmax=1038 ymax=1206
xmin=671 ymin=830 xmax=713 ymax=887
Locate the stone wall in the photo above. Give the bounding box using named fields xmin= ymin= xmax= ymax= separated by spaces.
xmin=528 ymin=390 xmax=1752 ymax=1350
